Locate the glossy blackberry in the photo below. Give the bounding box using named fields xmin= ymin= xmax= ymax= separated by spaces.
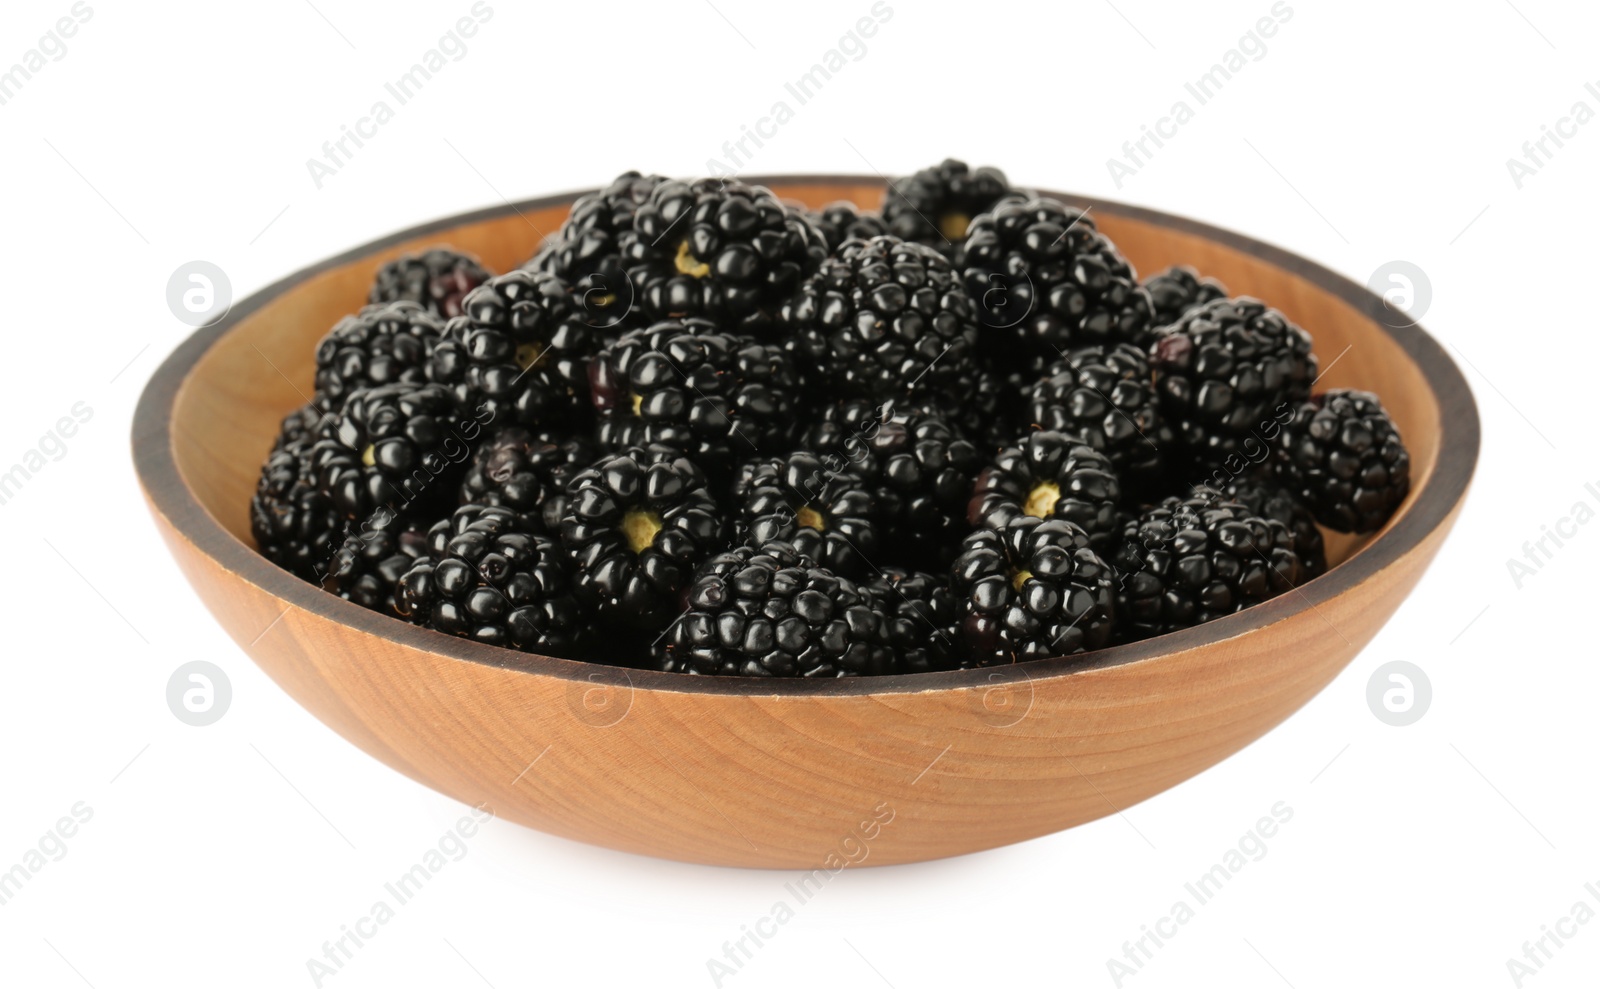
xmin=969 ymin=431 xmax=1123 ymax=554
xmin=527 ymin=170 xmax=668 ymax=329
xmin=867 ymin=568 xmax=966 ymax=673
xmin=1111 ymin=488 xmax=1301 ymax=641
xmin=309 ymin=382 xmax=486 ymax=523
xmin=1206 ymin=474 xmax=1327 ymax=579
xmin=394 ymin=505 xmax=587 ymax=653
xmin=951 ymin=517 xmax=1117 ymax=665
xmin=250 ymin=406 xmax=343 ymax=581
xmin=1150 ymin=297 xmax=1317 ymax=473
xmin=1026 ymin=343 xmax=1173 ymax=494
xmin=1143 ymin=265 xmax=1226 ymax=330
xmin=619 ymin=178 xmax=827 ymax=330
xmin=655 ymin=541 xmax=892 ymax=677
xmin=808 ymin=200 xmax=889 ymax=253
xmin=730 ymin=452 xmax=881 ymax=578
xmin=963 ymin=196 xmax=1156 ymax=360
xmin=558 ymin=448 xmax=730 ymax=632
xmin=369 ymin=247 xmax=490 ymax=319
xmin=324 ymin=523 xmax=429 ymax=613
xmin=459 ymin=427 xmax=597 ymax=534
xmin=780 ymin=235 xmax=979 ymax=410
xmin=882 ymin=158 xmax=1016 ymax=264
xmin=1274 ymin=390 xmax=1410 ymax=533
xmin=591 ymin=320 xmax=800 ymax=480
xmin=313 ymin=301 xmax=445 ymax=409
xmin=801 ymin=400 xmax=981 ymax=566
xmin=967 ymin=357 xmax=1045 ymax=452
xmin=428 ymin=270 xmax=601 ymax=430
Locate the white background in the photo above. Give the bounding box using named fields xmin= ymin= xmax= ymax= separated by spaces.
xmin=0 ymin=0 xmax=1594 ymax=986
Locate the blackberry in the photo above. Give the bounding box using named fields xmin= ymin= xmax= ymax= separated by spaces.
xmin=313 ymin=301 xmax=445 ymax=409
xmin=395 ymin=505 xmax=587 ymax=654
xmin=882 ymin=158 xmax=1016 ymax=263
xmin=590 ymin=320 xmax=800 ymax=480
xmin=324 ymin=523 xmax=429 ymax=613
xmin=1143 ymin=265 xmax=1226 ymax=330
xmin=867 ymin=568 xmax=966 ymax=673
xmin=1274 ymin=390 xmax=1410 ymax=533
xmin=969 ymin=431 xmax=1123 ymax=554
xmin=801 ymin=400 xmax=981 ymax=566
xmin=808 ymin=200 xmax=889 ymax=253
xmin=1025 ymin=343 xmax=1173 ymax=494
xmin=369 ymin=247 xmax=490 ymax=319
xmin=730 ymin=452 xmax=881 ymax=578
xmin=558 ymin=448 xmax=730 ymax=632
xmin=951 ymin=516 xmax=1117 ymax=665
xmin=459 ymin=427 xmax=597 ymax=533
xmin=655 ymin=541 xmax=892 ymax=677
xmin=1111 ymin=488 xmax=1301 ymax=641
xmin=780 ymin=235 xmax=980 ymax=411
xmin=527 ymin=170 xmax=668 ymax=329
xmin=1206 ymin=474 xmax=1327 ymax=579
xmin=250 ymin=406 xmax=343 ymax=581
xmin=963 ymin=196 xmax=1156 ymax=360
xmin=619 ymin=178 xmax=827 ymax=330
xmin=1150 ymin=297 xmax=1317 ymax=473
xmin=967 ymin=357 xmax=1045 ymax=452
xmin=428 ymin=270 xmax=600 ymax=429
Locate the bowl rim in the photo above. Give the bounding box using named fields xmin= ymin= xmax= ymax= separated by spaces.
xmin=132 ymin=174 xmax=1479 ymax=698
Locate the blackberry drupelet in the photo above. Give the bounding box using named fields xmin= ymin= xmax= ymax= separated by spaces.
xmin=1026 ymin=343 xmax=1173 ymax=494
xmin=324 ymin=523 xmax=429 ymax=613
xmin=966 ymin=356 xmax=1046 ymax=452
xmin=313 ymin=301 xmax=445 ymax=409
xmin=963 ymin=196 xmax=1156 ymax=360
xmin=867 ymin=568 xmax=966 ymax=673
xmin=619 ymin=178 xmax=827 ymax=330
xmin=590 ymin=319 xmax=800 ymax=480
xmin=808 ymin=200 xmax=889 ymax=253
xmin=1143 ymin=265 xmax=1226 ymax=330
xmin=459 ymin=427 xmax=597 ymax=534
xmin=881 ymin=158 xmax=1015 ymax=263
xmin=428 ymin=270 xmax=600 ymax=429
xmin=394 ymin=505 xmax=587 ymax=653
xmin=780 ymin=235 xmax=979 ymax=411
xmin=527 ymin=170 xmax=668 ymax=329
xmin=730 ymin=451 xmax=881 ymax=578
xmin=951 ymin=516 xmax=1117 ymax=665
xmin=369 ymin=247 xmax=490 ymax=319
xmin=250 ymin=406 xmax=343 ymax=581
xmin=1150 ymin=297 xmax=1317 ymax=473
xmin=1274 ymin=389 xmax=1410 ymax=533
xmin=1111 ymin=487 xmax=1302 ymax=641
xmin=969 ymin=431 xmax=1123 ymax=554
xmin=558 ymin=448 xmax=730 ymax=632
xmin=655 ymin=540 xmax=892 ymax=677
xmin=1208 ymin=474 xmax=1327 ymax=579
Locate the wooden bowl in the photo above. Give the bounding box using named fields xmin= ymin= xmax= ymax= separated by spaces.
xmin=133 ymin=177 xmax=1478 ymax=869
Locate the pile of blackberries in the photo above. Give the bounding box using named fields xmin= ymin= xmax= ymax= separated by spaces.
xmin=251 ymin=160 xmax=1411 ymax=677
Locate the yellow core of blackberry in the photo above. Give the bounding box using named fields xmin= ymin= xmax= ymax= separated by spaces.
xmin=1024 ymin=481 xmax=1061 ymax=519
xmin=515 ymin=342 xmax=544 ymax=371
xmin=360 ymin=444 xmax=376 ymax=468
xmin=593 ymin=291 xmax=617 ymax=308
xmin=675 ymin=240 xmax=711 ymax=278
xmin=939 ymin=212 xmax=970 ymax=241
xmin=1011 ymin=569 xmax=1033 ymax=592
xmin=796 ymin=505 xmax=826 ymax=531
xmin=630 ymin=393 xmax=644 ymax=415
xmin=621 ymin=510 xmax=663 ymax=554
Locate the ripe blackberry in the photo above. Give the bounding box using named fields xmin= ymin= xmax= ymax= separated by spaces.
xmin=882 ymin=158 xmax=1016 ymax=263
xmin=324 ymin=523 xmax=429 ymax=613
xmin=619 ymin=178 xmax=826 ymax=330
xmin=951 ymin=517 xmax=1117 ymax=665
xmin=313 ymin=301 xmax=445 ymax=409
xmin=250 ymin=406 xmax=343 ymax=581
xmin=967 ymin=357 xmax=1044 ymax=452
xmin=394 ymin=505 xmax=587 ymax=654
xmin=428 ymin=270 xmax=600 ymax=429
xmin=1111 ymin=488 xmax=1301 ymax=641
xmin=1274 ymin=390 xmax=1410 ymax=533
xmin=1143 ymin=265 xmax=1226 ymax=330
xmin=1025 ymin=343 xmax=1173 ymax=494
xmin=808 ymin=200 xmax=889 ymax=253
xmin=590 ymin=320 xmax=800 ymax=480
xmin=730 ymin=452 xmax=881 ymax=578
xmin=1150 ymin=297 xmax=1317 ymax=473
xmin=963 ymin=196 xmax=1156 ymax=360
xmin=781 ymin=235 xmax=979 ymax=410
xmin=459 ymin=427 xmax=597 ymax=533
xmin=369 ymin=247 xmax=490 ymax=319
xmin=867 ymin=568 xmax=966 ymax=673
xmin=969 ymin=431 xmax=1123 ymax=554
xmin=527 ymin=170 xmax=668 ymax=329
xmin=1207 ymin=474 xmax=1327 ymax=579
xmin=655 ymin=541 xmax=892 ymax=677
xmin=801 ymin=400 xmax=981 ymax=566
xmin=558 ymin=448 xmax=730 ymax=631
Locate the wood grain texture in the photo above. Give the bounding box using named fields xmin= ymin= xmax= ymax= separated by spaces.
xmin=134 ymin=178 xmax=1478 ymax=868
